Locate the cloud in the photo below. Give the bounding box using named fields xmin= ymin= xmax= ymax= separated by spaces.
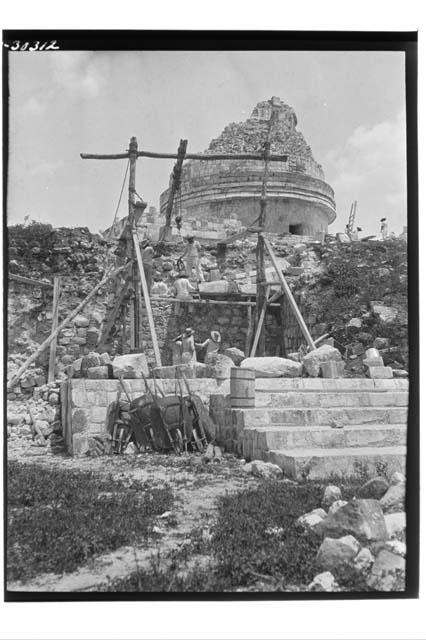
xmin=49 ymin=52 xmax=107 ymax=99
xmin=20 ymin=96 xmax=46 ymax=116
xmin=324 ymin=111 xmax=407 ymax=234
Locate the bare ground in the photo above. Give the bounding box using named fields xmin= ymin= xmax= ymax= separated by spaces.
xmin=7 ymin=439 xmax=259 ymax=593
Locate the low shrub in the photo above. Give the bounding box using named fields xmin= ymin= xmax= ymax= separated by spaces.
xmin=7 ymin=462 xmax=174 ymax=582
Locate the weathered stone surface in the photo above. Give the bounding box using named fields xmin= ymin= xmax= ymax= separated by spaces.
xmin=347 ymin=318 xmax=362 ymax=329
xmin=72 ymin=433 xmax=90 ymax=457
xmin=374 ymin=337 xmax=390 ymax=350
xmin=48 ymin=392 xmax=59 ymax=405
xmin=367 ymin=365 xmax=393 ymax=379
xmin=385 ymin=540 xmax=406 ymax=557
xmin=320 ymin=361 xmax=345 ymax=378
xmin=99 ymin=352 xmax=112 ymax=366
xmin=205 ymin=354 xmax=235 ymax=379
xmin=308 ymin=571 xmax=339 ymax=592
xmin=390 ymin=471 xmax=405 ymax=486
xmin=392 ymin=369 xmax=408 ymax=378
xmin=363 ymin=357 xmax=384 ymax=368
xmin=223 ymin=347 xmax=246 ymax=366
xmin=367 ymin=549 xmax=405 ymax=591
xmin=296 ymin=508 xmax=326 ymax=532
xmin=371 ymin=303 xmax=398 ymax=324
xmin=240 ymin=356 xmax=302 ymax=378
xmin=328 ymin=500 xmax=348 ymax=515
xmin=34 ymin=419 xmax=50 ymax=436
xmin=7 ymin=413 xmax=23 ymax=425
xmin=243 ymin=460 xmax=283 ymax=479
xmin=384 ymin=512 xmax=406 ymax=538
xmin=380 ymin=483 xmax=405 ymax=512
xmin=316 ymin=535 xmax=361 ymax=571
xmin=83 ymin=352 xmax=101 ymax=368
xmin=302 ymin=345 xmax=342 ymax=377
xmin=74 ymin=314 xmax=90 ymax=328
xmin=71 ymin=408 xmax=88 ymax=433
xmin=87 ymin=366 xmax=109 ymax=379
xmin=353 ymin=547 xmax=374 ymax=572
xmin=359 ymin=476 xmax=390 ymax=500
xmin=112 ymin=353 xmax=149 ymax=379
xmin=316 ymin=499 xmax=388 ymax=542
xmin=323 ymin=485 xmax=342 ymax=506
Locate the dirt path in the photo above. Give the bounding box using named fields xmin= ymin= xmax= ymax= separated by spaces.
xmin=7 ymin=448 xmax=258 ymax=592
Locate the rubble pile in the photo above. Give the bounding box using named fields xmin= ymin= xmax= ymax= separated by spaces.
xmin=206 ymin=99 xmax=318 ymax=166
xmin=298 ymin=472 xmax=407 ymax=592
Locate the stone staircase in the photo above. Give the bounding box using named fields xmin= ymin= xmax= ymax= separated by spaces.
xmin=230 ymin=378 xmax=408 ymax=480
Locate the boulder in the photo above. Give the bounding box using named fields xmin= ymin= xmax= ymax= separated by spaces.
xmin=308 ymin=571 xmax=339 ymax=592
xmin=315 ymin=499 xmax=388 ymax=543
xmin=385 ymin=540 xmax=406 ymax=557
xmin=367 ymin=549 xmax=405 ymax=591
xmin=83 ymin=352 xmax=101 ymax=369
xmin=296 ymin=508 xmax=327 ymax=532
xmin=390 ymin=471 xmax=405 ymax=486
xmin=380 ymin=483 xmax=405 ymax=512
xmin=74 ymin=314 xmax=90 ymax=328
xmin=323 ymin=485 xmax=342 ymax=506
xmin=328 ymin=500 xmax=348 ymax=515
xmin=112 ymin=353 xmax=149 ymax=379
xmin=373 ymin=337 xmax=390 ymax=350
xmin=359 ymin=476 xmax=390 ymax=500
xmin=7 ymin=413 xmax=23 ymax=426
xmin=384 ymin=512 xmax=406 ymax=538
xmin=72 ymin=433 xmax=90 ymax=457
xmin=320 ymin=361 xmax=345 ymax=378
xmin=347 ymin=318 xmax=362 ymax=329
xmin=316 ymin=535 xmax=361 ymax=572
xmin=302 ymin=345 xmax=342 ymax=378
xmin=223 ymin=347 xmax=246 ymax=366
xmin=99 ymin=352 xmax=112 ymax=366
xmin=371 ymin=303 xmax=398 ymax=324
xmin=243 ymin=460 xmax=283 ymax=479
xmin=392 ymin=369 xmax=408 ymax=378
xmin=151 ymin=281 xmax=169 ymax=296
xmin=353 ymin=547 xmax=374 ymax=572
xmin=240 ymin=357 xmax=302 ymax=378
xmin=48 ymin=392 xmax=59 ymax=405
xmin=205 ymin=354 xmax=235 ymax=379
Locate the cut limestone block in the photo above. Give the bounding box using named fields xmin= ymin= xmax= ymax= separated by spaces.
xmin=112 ymin=353 xmax=149 ymax=379
xmin=321 ymin=361 xmax=345 ymax=378
xmin=302 ymin=345 xmax=342 ymax=378
xmin=367 ymin=366 xmax=393 ymax=379
xmin=240 ymin=356 xmax=302 ymax=378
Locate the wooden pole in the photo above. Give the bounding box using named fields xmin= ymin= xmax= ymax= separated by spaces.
xmin=161 ymin=139 xmax=188 ymax=242
xmin=98 ymin=277 xmax=131 ymax=349
xmin=9 ymin=273 xmax=53 ymax=288
xmin=263 ymin=236 xmax=316 ymax=351
xmin=47 ymin=276 xmax=61 ymax=383
xmin=250 ymin=286 xmax=271 ymax=357
xmin=132 ymin=229 xmax=162 ymax=367
xmin=127 ymin=136 xmax=142 ymax=351
xmin=7 ymin=262 xmax=131 ymax=390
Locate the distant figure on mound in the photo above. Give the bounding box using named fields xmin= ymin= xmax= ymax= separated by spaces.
xmin=172 ymin=272 xmax=197 ymax=300
xmin=196 ymin=330 xmax=222 ymax=364
xmin=174 ymin=328 xmax=197 ymax=364
xmin=380 ymin=218 xmax=389 ymax=240
xmin=181 ymin=235 xmax=204 ymax=282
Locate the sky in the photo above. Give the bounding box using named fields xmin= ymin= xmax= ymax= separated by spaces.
xmin=7 ymin=50 xmax=407 ymax=236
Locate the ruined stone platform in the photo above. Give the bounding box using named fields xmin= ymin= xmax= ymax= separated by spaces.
xmin=214 ymin=378 xmax=408 ymax=480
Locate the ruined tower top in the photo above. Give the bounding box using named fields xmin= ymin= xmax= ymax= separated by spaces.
xmin=206 ymin=97 xmax=315 ymax=164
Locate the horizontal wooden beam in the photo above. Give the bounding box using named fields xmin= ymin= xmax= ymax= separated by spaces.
xmin=147 ymin=295 xmax=281 ymax=308
xmin=80 ymin=151 xmax=288 ymax=162
xmin=9 ymin=273 xmax=53 ymax=288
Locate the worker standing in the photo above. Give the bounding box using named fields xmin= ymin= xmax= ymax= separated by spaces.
xmin=174 ymin=328 xmax=197 ymax=363
xmin=181 ymin=235 xmax=204 ymax=282
xmin=380 ymin=218 xmax=389 ymax=240
xmin=196 ymin=330 xmax=222 ymax=364
xmin=171 ymin=272 xmax=197 ymax=300
xmin=141 ymin=239 xmax=154 ymax=293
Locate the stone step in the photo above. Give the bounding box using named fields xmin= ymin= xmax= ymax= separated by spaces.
xmin=254 ymin=378 xmax=409 ymax=393
xmin=255 ymin=391 xmax=408 ymax=408
xmin=238 ymin=406 xmax=407 ymax=427
xmin=242 ymin=424 xmax=407 ymax=459
xmin=266 ymin=445 xmax=406 ymax=480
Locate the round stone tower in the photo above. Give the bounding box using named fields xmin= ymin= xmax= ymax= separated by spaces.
xmin=160 ymin=97 xmax=336 ymax=236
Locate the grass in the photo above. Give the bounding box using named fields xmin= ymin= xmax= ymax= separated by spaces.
xmin=7 ymin=462 xmax=174 ymax=582
xmin=100 ymin=476 xmax=370 ymax=593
